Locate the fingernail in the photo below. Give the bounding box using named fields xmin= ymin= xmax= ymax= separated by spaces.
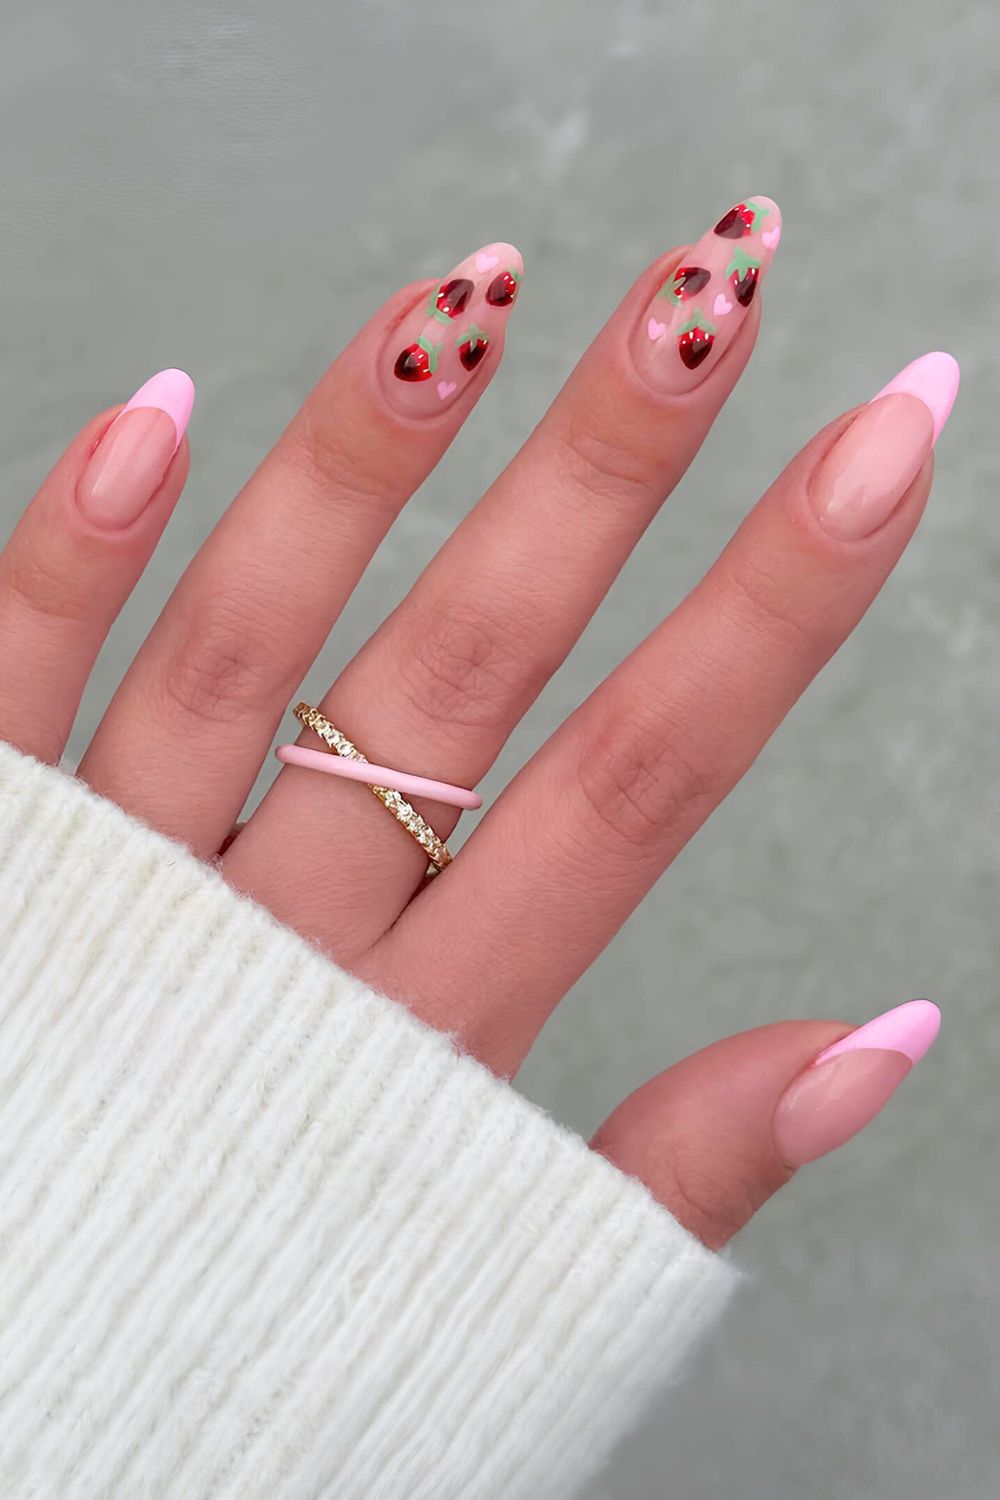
xmin=76 ymin=369 xmax=194 ymax=530
xmin=871 ymin=351 xmax=960 ymax=445
xmin=810 ymin=352 xmax=960 ymax=541
xmin=772 ymin=999 xmax=941 ymax=1168
xmin=631 ymin=196 xmax=781 ymax=395
xmin=382 ymin=242 xmax=523 ymax=416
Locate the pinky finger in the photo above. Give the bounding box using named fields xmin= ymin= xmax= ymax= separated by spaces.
xmin=0 ymin=371 xmax=193 ymax=763
xmin=592 ymin=1000 xmax=940 ymax=1249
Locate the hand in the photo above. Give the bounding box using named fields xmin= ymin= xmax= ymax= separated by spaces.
xmin=0 ymin=199 xmax=952 ymax=1248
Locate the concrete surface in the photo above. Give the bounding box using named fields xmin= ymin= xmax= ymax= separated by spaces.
xmin=1 ymin=2 xmax=998 ymax=1495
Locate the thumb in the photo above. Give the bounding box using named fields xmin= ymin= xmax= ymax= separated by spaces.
xmin=591 ymin=999 xmax=941 ymax=1250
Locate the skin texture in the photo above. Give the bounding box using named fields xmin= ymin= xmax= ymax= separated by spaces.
xmin=0 ymin=220 xmax=950 ymax=1248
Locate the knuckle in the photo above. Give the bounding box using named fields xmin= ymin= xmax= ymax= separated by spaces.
xmin=3 ymin=548 xmax=95 ymax=628
xmin=289 ymin=407 xmax=399 ymax=512
xmin=393 ymin=604 xmax=528 ymax=735
xmin=158 ymin=592 xmax=292 ymax=729
xmin=663 ymin=1141 xmax=756 ymax=1248
xmin=575 ymin=703 xmax=718 ymax=853
xmin=554 ymin=410 xmax=652 ymax=507
xmin=725 ymin=556 xmax=827 ymax=661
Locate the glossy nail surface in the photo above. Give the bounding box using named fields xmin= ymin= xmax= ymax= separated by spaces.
xmin=810 ymin=395 xmax=933 ymax=540
xmin=871 ymin=351 xmax=960 ymax=444
xmin=632 ymin=196 xmax=781 ymax=394
xmin=811 ymin=352 xmax=959 ymax=540
xmin=772 ymin=999 xmax=940 ymax=1167
xmin=382 ymin=242 xmax=523 ymax=417
xmin=76 ymin=369 xmax=194 ymax=530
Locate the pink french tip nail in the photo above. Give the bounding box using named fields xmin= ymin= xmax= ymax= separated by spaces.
xmin=870 ymin=351 xmax=960 ymax=446
xmin=76 ymin=368 xmax=194 ymax=530
xmin=121 ymin=367 xmax=196 ymax=448
xmin=813 ymin=998 xmax=942 ymax=1067
xmin=772 ymin=1000 xmax=940 ymax=1168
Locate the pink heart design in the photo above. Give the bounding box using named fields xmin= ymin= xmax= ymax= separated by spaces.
xmin=761 ymin=225 xmax=781 ymax=250
xmin=475 ymin=252 xmax=499 ymax=273
xmin=436 ymin=380 xmax=458 ymax=401
xmin=713 ymin=293 xmax=733 ymax=317
xmin=647 ymin=317 xmax=667 ymax=342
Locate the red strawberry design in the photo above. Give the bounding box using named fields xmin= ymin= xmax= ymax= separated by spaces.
xmin=726 ymin=251 xmax=761 ymax=307
xmin=393 ymin=335 xmax=442 ymax=382
xmin=485 ymin=268 xmax=521 ymax=307
xmin=431 ymin=278 xmax=473 ymax=321
xmin=713 ymin=200 xmax=770 ymax=239
xmin=676 ymin=315 xmax=716 ymax=370
xmin=457 ymin=324 xmax=490 ymax=371
xmin=664 ymin=265 xmax=711 ymax=303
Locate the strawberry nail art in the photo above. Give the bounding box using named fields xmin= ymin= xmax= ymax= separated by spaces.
xmin=713 ymin=199 xmax=771 ymax=239
xmin=667 ymin=265 xmax=711 ymax=302
xmin=384 ymin=242 xmax=523 ymax=415
xmin=677 ymin=314 xmax=716 ymax=369
xmin=633 ymin=196 xmax=781 ymax=395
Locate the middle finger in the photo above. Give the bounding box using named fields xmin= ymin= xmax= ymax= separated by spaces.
xmin=79 ymin=242 xmax=524 ymax=851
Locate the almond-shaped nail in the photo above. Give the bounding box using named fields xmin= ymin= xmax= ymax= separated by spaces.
xmin=772 ymin=999 xmax=941 ymax=1168
xmin=382 ymin=242 xmax=523 ymax=417
xmin=871 ymin=350 xmax=960 ymax=445
xmin=810 ymin=352 xmax=960 ymax=541
xmin=76 ymin=369 xmax=194 ymax=530
xmin=632 ymin=196 xmax=781 ymax=395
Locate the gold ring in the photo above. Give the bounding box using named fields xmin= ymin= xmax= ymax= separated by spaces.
xmin=293 ymin=703 xmax=452 ymax=871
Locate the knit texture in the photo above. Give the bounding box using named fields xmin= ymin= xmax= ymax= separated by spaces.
xmin=0 ymin=741 xmax=736 ymax=1499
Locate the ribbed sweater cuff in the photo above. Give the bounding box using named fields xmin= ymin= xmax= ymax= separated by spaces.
xmin=0 ymin=742 xmax=737 ymax=1500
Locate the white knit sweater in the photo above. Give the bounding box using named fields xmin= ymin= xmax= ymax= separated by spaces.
xmin=0 ymin=740 xmax=735 ymax=1499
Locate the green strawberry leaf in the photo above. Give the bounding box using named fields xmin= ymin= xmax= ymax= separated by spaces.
xmin=458 ymin=323 xmax=489 ymax=347
xmin=746 ymin=200 xmax=771 ymax=228
xmin=678 ymin=314 xmax=716 ymax=336
xmin=417 ymin=334 xmax=443 ymax=372
xmin=726 ymin=251 xmax=760 ymax=278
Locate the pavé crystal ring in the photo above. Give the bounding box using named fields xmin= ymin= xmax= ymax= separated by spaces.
xmin=282 ymin=703 xmax=480 ymax=871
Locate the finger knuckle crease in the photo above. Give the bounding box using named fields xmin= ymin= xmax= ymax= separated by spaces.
xmin=726 ymin=560 xmax=822 ymax=657
xmin=160 ymin=600 xmax=290 ymax=727
xmin=556 ymin=415 xmax=651 ymax=506
xmin=394 ymin=608 xmax=524 ymax=733
xmin=3 ymin=552 xmax=93 ymax=627
xmin=665 ymin=1144 xmax=751 ymax=1247
xmin=576 ymin=710 xmax=717 ymax=850
xmin=291 ymin=412 xmax=397 ymax=509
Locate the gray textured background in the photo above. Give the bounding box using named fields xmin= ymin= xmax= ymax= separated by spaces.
xmin=1 ymin=2 xmax=998 ymax=1496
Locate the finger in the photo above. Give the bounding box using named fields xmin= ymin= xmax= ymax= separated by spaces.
xmin=369 ymin=354 xmax=959 ymax=1071
xmin=0 ymin=371 xmax=193 ymax=764
xmin=227 ymin=196 xmax=781 ymax=953
xmin=78 ymin=243 xmax=523 ymax=851
xmin=593 ymin=1000 xmax=941 ymax=1249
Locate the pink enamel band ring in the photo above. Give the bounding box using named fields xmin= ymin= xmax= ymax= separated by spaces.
xmin=275 ymin=743 xmax=482 ymax=810
xmin=284 ymin=703 xmax=480 ymax=873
